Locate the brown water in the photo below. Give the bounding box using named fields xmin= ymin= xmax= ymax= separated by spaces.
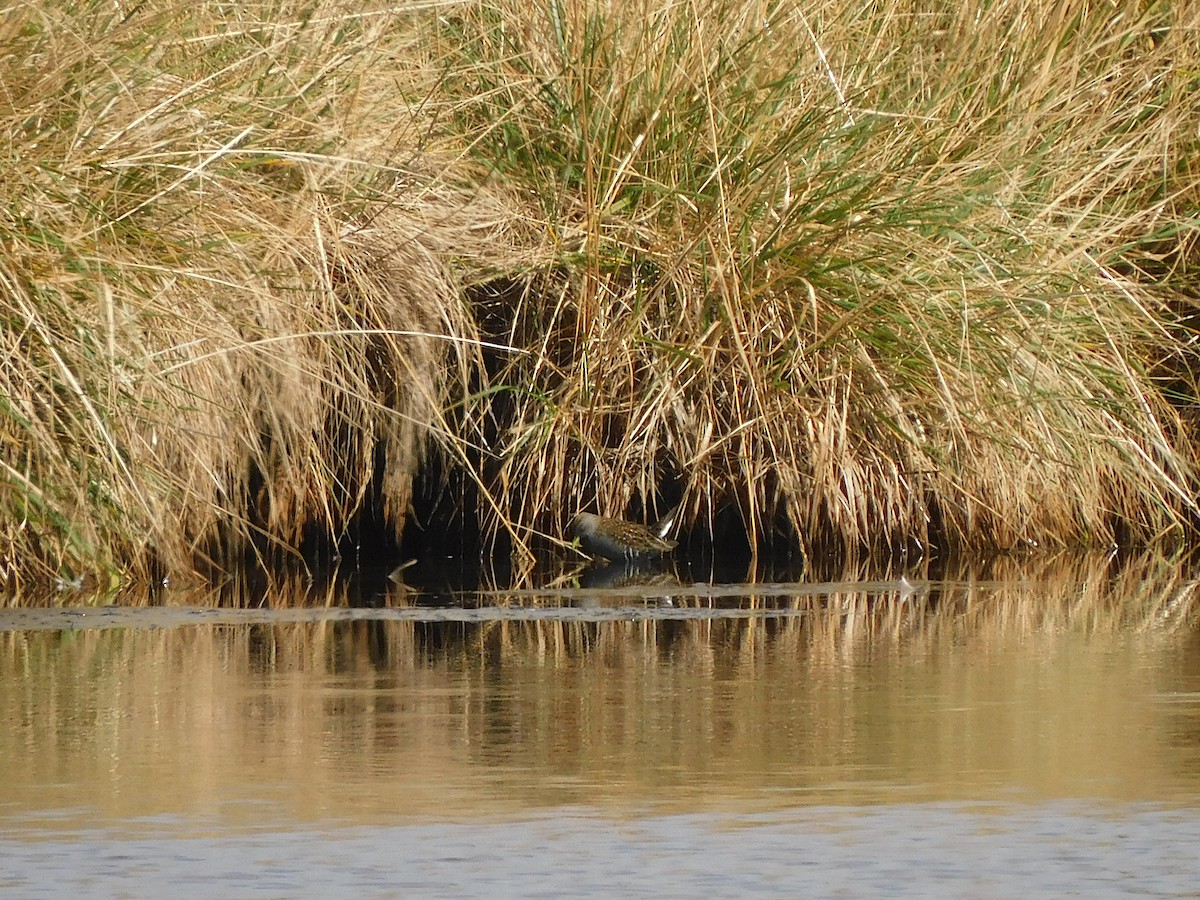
xmin=2 ymin=566 xmax=1200 ymax=896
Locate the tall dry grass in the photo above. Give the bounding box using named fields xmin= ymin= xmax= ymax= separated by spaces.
xmin=433 ymin=0 xmax=1200 ymax=557
xmin=2 ymin=0 xmax=1200 ymax=592
xmin=0 ymin=0 xmax=523 ymax=589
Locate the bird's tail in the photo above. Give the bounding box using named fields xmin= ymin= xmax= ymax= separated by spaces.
xmin=651 ymin=504 xmax=681 ymax=539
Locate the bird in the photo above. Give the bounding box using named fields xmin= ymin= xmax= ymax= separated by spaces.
xmin=569 ymin=508 xmax=679 ymax=561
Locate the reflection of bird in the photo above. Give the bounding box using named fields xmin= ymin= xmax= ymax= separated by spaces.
xmin=570 ymin=509 xmax=679 ymax=561
xmin=579 ymin=556 xmax=680 ymax=591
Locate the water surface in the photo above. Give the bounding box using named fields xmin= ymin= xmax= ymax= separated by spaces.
xmin=3 ymin=564 xmax=1199 ymax=896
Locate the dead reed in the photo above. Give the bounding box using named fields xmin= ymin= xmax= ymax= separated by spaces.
xmin=3 ymin=0 xmax=1200 ymax=593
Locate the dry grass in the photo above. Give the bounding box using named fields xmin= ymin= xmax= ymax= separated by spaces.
xmin=0 ymin=0 xmax=510 ymax=587
xmin=439 ymin=0 xmax=1200 ymax=557
xmin=3 ymin=0 xmax=1200 ymax=592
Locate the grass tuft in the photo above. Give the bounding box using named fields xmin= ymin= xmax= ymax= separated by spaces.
xmin=433 ymin=0 xmax=1200 ymax=557
xmin=3 ymin=0 xmax=1200 ymax=594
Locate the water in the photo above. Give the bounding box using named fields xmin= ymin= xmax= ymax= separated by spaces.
xmin=2 ymin=565 xmax=1200 ymax=896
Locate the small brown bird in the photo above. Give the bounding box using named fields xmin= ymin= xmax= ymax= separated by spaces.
xmin=569 ymin=509 xmax=679 ymax=561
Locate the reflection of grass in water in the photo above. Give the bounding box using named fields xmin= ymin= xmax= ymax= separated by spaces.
xmin=1 ymin=554 xmax=1197 ymax=816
